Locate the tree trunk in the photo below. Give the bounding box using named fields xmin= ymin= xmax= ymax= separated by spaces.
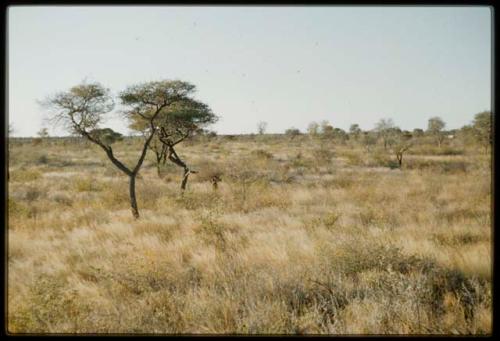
xmin=129 ymin=174 xmax=140 ymax=219
xmin=397 ymin=153 xmax=403 ymax=168
xmin=156 ymin=163 xmax=161 ymax=178
xmin=181 ymin=168 xmax=190 ymax=191
xmin=167 ymin=146 xmax=196 ymax=192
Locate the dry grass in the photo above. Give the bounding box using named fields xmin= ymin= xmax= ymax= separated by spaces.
xmin=7 ymin=136 xmax=492 ymax=335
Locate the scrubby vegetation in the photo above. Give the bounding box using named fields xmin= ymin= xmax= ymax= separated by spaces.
xmin=7 ymin=129 xmax=491 ymax=335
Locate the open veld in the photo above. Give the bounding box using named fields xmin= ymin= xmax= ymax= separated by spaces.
xmin=7 ymin=135 xmax=492 ymax=334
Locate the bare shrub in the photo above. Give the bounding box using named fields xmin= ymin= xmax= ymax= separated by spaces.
xmin=251 ymin=149 xmax=274 ymax=160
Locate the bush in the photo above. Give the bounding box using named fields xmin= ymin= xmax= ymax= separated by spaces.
xmin=369 ymin=151 xmax=400 ymax=169
xmin=312 ymin=147 xmax=335 ymax=165
xmin=195 ymin=210 xmax=227 ymax=251
xmin=31 ymin=138 xmax=42 ymax=146
xmin=36 ymin=154 xmax=50 ymax=165
xmin=24 ymin=186 xmax=43 ymax=202
xmin=51 ymin=193 xmax=73 ymax=207
xmin=251 ymin=149 xmax=274 ymax=160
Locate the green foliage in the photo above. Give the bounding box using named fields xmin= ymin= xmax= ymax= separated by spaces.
xmin=43 ymin=82 xmax=114 ymax=134
xmin=285 ymin=128 xmax=301 ymax=137
xmin=90 ymin=128 xmax=123 ymax=146
xmin=120 ymin=80 xmax=195 ymax=108
xmin=413 ymin=128 xmax=424 ymax=137
xmin=349 ymin=124 xmax=362 ymax=140
xmin=427 ymin=117 xmax=446 ymax=146
xmin=472 ymin=111 xmax=492 ymax=149
xmin=36 ymin=154 xmax=50 ymax=165
xmin=257 ymin=121 xmax=267 ymax=134
xmin=427 ymin=117 xmax=446 ymax=134
xmin=37 ymin=128 xmax=49 ymax=139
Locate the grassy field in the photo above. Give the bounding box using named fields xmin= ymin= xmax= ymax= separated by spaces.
xmin=7 ymin=135 xmax=492 ymax=334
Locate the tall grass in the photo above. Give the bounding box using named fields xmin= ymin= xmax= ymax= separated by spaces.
xmin=7 ymin=136 xmax=491 ymax=334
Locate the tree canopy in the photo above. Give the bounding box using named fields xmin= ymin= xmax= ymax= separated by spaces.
xmin=472 ymin=111 xmax=492 ymax=151
xmin=129 ymin=97 xmax=217 ymax=142
xmin=43 ymin=82 xmax=114 ymax=136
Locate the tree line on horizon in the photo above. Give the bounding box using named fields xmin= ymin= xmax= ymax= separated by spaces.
xmin=279 ymin=112 xmax=492 ymax=151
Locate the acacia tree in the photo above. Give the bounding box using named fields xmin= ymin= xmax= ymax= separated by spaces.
xmin=332 ymin=127 xmax=349 ymax=144
xmin=307 ymin=121 xmax=319 ymax=136
xmin=413 ymin=128 xmax=424 ymax=138
xmin=44 ymin=80 xmax=193 ymax=218
xmin=322 ymin=124 xmax=335 ymax=139
xmin=37 ymin=127 xmax=49 ymax=139
xmin=130 ymin=98 xmax=217 ymax=190
xmin=257 ymin=121 xmax=267 ymax=135
xmin=375 ymin=118 xmax=396 ymax=150
xmin=472 ymin=111 xmax=492 ymax=153
xmin=392 ymin=133 xmax=413 ymax=168
xmin=349 ymin=124 xmax=362 ymax=141
xmin=157 ymin=99 xmax=217 ymax=191
xmin=362 ymin=131 xmax=377 ymax=152
xmin=427 ymin=116 xmax=446 ymax=147
xmin=285 ymin=127 xmax=301 ymax=140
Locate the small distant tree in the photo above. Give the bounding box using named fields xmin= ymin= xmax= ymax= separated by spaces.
xmin=333 ymin=128 xmax=349 ymax=143
xmin=90 ymin=128 xmax=123 ymax=146
xmin=387 ymin=127 xmax=402 ymax=148
xmin=412 ymin=128 xmax=424 ymax=138
xmin=257 ymin=121 xmax=267 ymax=135
xmin=362 ymin=132 xmax=377 ymax=152
xmin=307 ymin=121 xmax=319 ymax=136
xmin=8 ymin=124 xmax=14 ymax=136
xmin=349 ymin=124 xmax=362 ymax=140
xmin=43 ymin=80 xmax=193 ymax=218
xmin=322 ymin=124 xmax=335 ymax=139
xmin=402 ymin=130 xmax=412 ymax=140
xmin=427 ymin=116 xmax=446 ymax=147
xmin=394 ymin=143 xmax=412 ymax=168
xmin=457 ymin=125 xmax=476 ymax=147
xmin=375 ymin=118 xmax=396 ymax=150
xmin=285 ymin=127 xmax=301 ymax=140
xmin=206 ymin=131 xmax=217 ymax=139
xmin=393 ymin=131 xmax=413 ymax=168
xmin=320 ymin=120 xmax=330 ymax=133
xmin=37 ymin=127 xmax=50 ymax=143
xmin=472 ymin=111 xmax=493 ymax=153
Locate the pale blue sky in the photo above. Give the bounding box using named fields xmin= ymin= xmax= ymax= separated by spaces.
xmin=8 ymin=6 xmax=492 ymax=136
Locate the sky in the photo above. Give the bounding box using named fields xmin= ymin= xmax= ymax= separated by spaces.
xmin=7 ymin=6 xmax=492 ymax=137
